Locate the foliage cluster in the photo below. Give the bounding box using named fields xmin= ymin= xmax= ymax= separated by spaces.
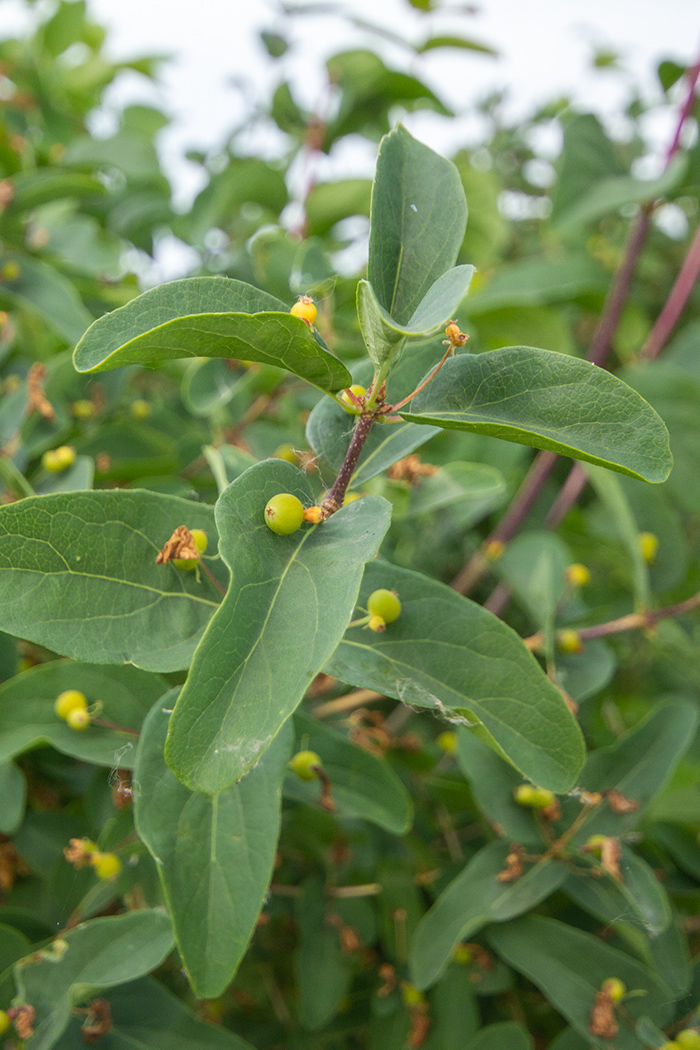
xmin=0 ymin=3 xmax=700 ymax=1049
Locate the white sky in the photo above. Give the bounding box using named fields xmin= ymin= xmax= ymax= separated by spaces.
xmin=2 ymin=0 xmax=699 ymax=275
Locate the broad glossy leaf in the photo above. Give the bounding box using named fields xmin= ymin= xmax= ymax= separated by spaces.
xmin=165 ymin=461 xmax=391 ymax=793
xmin=0 ymin=490 xmax=225 ymax=672
xmin=306 ymin=347 xmax=444 ymax=487
xmin=488 ymin=916 xmax=674 ymax=1047
xmin=13 ymin=911 xmax=174 ymax=1050
xmin=295 ymin=880 xmax=351 ymax=1031
xmin=410 ymin=841 xmax=567 ymax=989
xmin=286 ymin=711 xmax=413 ymax=833
xmin=326 ymin=561 xmax=585 ymax=792
xmin=466 ymin=1023 xmax=533 ymax=1050
xmin=135 ymin=697 xmax=291 ymax=998
xmin=402 ymin=347 xmax=673 ymax=483
xmin=0 ymin=662 xmax=164 ymax=769
xmin=73 ymin=276 xmax=351 ymax=393
xmin=54 ymin=977 xmax=255 ymax=1050
xmin=405 ymin=462 xmax=506 ymax=518
xmin=567 ymin=846 xmax=671 ymax=936
xmin=556 ymin=640 xmax=616 ymax=703
xmin=368 ymin=126 xmax=467 ymax=325
xmin=0 ymin=762 xmax=25 ymax=834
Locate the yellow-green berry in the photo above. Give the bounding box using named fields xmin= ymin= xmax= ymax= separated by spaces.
xmin=453 ymin=944 xmax=472 ymax=965
xmin=367 ymin=588 xmax=401 ymax=624
xmin=339 ymin=385 xmax=366 ymax=413
xmin=290 ymin=296 xmax=317 ymax=325
xmin=437 ymin=731 xmax=458 ymax=755
xmin=514 ymin=785 xmax=555 ymax=809
xmin=0 ymin=260 xmax=20 ymax=281
xmin=93 ymin=852 xmax=121 ymax=880
xmin=601 ymin=977 xmax=626 ymax=1002
xmin=289 ymin=750 xmax=322 ymax=781
xmin=264 ymin=493 xmax=304 ymax=535
xmin=54 ymin=689 xmax=88 ymax=720
xmin=42 ymin=445 xmax=76 ymax=473
xmin=131 ymin=399 xmax=151 ymax=420
xmin=585 ymin=834 xmax=608 ymax=856
xmin=66 ymin=707 xmax=91 ymax=731
xmin=677 ymin=1031 xmax=700 ymax=1050
xmin=274 ymin=444 xmax=298 ymax=464
xmin=173 ymin=528 xmax=208 ymax=571
xmin=368 ymin=614 xmax=386 ymax=633
xmin=484 ymin=539 xmax=505 ymax=561
xmin=0 ymin=1010 xmax=10 ymax=1035
xmin=565 ymin=563 xmax=591 ymax=587
xmin=401 ymin=983 xmax=426 ymax=1007
xmin=558 ymin=628 xmax=583 ymax=654
xmin=72 ymin=399 xmax=95 ymax=420
xmin=639 ymin=531 xmax=659 ymax=564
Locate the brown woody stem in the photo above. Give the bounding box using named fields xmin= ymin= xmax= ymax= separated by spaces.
xmin=322 ymin=413 xmax=374 ymax=515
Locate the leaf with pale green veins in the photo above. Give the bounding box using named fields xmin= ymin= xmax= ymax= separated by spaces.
xmin=487 ymin=916 xmax=674 ymax=1046
xmin=135 ymin=696 xmax=291 ymax=998
xmin=402 ymin=346 xmax=673 ymax=483
xmin=326 ymin=562 xmax=585 ymax=793
xmin=165 ymin=461 xmax=391 ymax=793
xmin=0 ymin=661 xmax=164 ymax=769
xmin=73 ymin=276 xmax=351 ymax=394
xmin=410 ymin=840 xmax=567 ymax=990
xmin=286 ymin=711 xmax=413 ymax=833
xmin=0 ymin=490 xmax=225 ymax=673
xmin=368 ymin=125 xmax=467 ymax=326
xmin=13 ymin=911 xmax=174 ymax=1050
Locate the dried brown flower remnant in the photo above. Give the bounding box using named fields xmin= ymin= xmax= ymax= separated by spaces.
xmin=588 ymin=989 xmax=618 ymax=1039
xmin=327 ymin=913 xmax=362 ymax=954
xmin=377 ymin=963 xmax=396 ymax=997
xmin=26 ymin=362 xmax=55 ymax=420
xmin=81 ymin=999 xmax=112 ymax=1043
xmin=387 ymin=455 xmax=439 ymax=485
xmin=0 ymin=838 xmax=29 ymax=891
xmin=64 ymin=837 xmax=98 ymax=869
xmin=407 ymin=1005 xmax=430 ymax=1049
xmin=7 ymin=1004 xmax=36 ymax=1040
xmin=601 ymin=836 xmax=623 ymax=882
xmin=156 ymin=526 xmax=199 ymax=565
xmin=496 ymin=844 xmax=524 ymax=883
xmin=606 ymin=789 xmax=638 ymax=814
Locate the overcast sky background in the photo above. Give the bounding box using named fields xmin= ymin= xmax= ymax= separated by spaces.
xmin=2 ymin=0 xmax=699 ymax=276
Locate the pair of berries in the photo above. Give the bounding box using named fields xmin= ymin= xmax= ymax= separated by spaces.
xmin=367 ymin=588 xmax=401 ymax=633
xmin=55 ymin=689 xmax=91 ymax=731
xmin=42 ymin=445 xmax=76 ymax=473
xmin=514 ymin=784 xmax=556 ymax=810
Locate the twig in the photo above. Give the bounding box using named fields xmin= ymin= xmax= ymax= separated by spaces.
xmin=524 ymin=591 xmax=700 ymax=650
xmin=199 ymin=558 xmax=227 ymax=596
xmin=390 ymin=343 xmax=454 ymax=412
xmin=640 ymin=217 xmax=700 ymax=360
xmin=321 ymin=413 xmax=374 ymax=515
xmin=313 ymin=688 xmax=384 ymax=717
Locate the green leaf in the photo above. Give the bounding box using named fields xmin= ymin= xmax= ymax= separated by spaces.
xmin=487 ymin=916 xmax=674 ymax=1046
xmin=13 ymin=911 xmax=174 ymax=1050
xmin=0 ymin=661 xmax=162 ymax=768
xmin=286 ymin=711 xmax=413 ymax=834
xmin=134 ymin=696 xmax=291 ymax=998
xmin=306 ymin=348 xmax=442 ymax=487
xmin=553 ymin=154 xmax=688 ymax=232
xmin=0 ymin=253 xmax=93 ymax=344
xmin=424 ymin=966 xmax=479 ymax=1049
xmin=368 ymin=126 xmax=467 ymax=325
xmin=497 ymin=532 xmax=571 ymax=628
xmin=305 ymin=178 xmax=372 ymax=237
xmin=550 ymin=115 xmax=620 ymax=224
xmin=585 ymin=464 xmax=650 ymax=608
xmin=54 ymin=977 xmax=255 ymax=1050
xmin=466 ymin=1023 xmax=534 ymax=1050
xmin=73 ymin=277 xmax=351 ymax=394
xmin=326 ymin=561 xmax=585 ymax=793
xmin=295 ymin=880 xmax=352 ymax=1031
xmin=402 ymin=347 xmax=673 ymax=483
xmin=463 ymin=256 xmax=608 ymax=314
xmin=0 ymin=490 xmax=225 ymax=672
xmin=405 ymin=462 xmax=506 ymax=518
xmin=410 ymin=841 xmax=567 ymax=989
xmin=165 ymin=461 xmax=391 ymax=793
xmin=8 ymin=169 xmax=105 ymax=211
xmin=418 ymin=35 xmax=498 ymax=56
xmin=0 ymin=761 xmax=25 ymax=834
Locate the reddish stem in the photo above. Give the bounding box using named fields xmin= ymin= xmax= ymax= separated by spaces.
xmin=641 ymin=218 xmax=700 ymax=360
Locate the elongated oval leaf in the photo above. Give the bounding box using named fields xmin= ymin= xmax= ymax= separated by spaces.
xmin=286 ymin=711 xmax=413 ymax=833
xmin=135 ymin=697 xmax=291 ymax=998
xmin=410 ymin=841 xmax=567 ymax=989
xmin=368 ymin=125 xmax=467 ymax=325
xmin=165 ymin=461 xmax=391 ymax=793
xmin=487 ymin=916 xmax=674 ymax=1044
xmin=402 ymin=347 xmax=673 ymax=483
xmin=0 ymin=662 xmax=164 ymax=769
xmin=0 ymin=490 xmax=225 ymax=672
xmin=73 ymin=276 xmax=351 ymax=393
xmin=13 ymin=911 xmax=174 ymax=1050
xmin=325 ymin=561 xmax=585 ymax=793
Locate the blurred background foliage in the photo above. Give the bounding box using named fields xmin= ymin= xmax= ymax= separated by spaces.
xmin=1 ymin=1 xmax=700 ymax=1047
